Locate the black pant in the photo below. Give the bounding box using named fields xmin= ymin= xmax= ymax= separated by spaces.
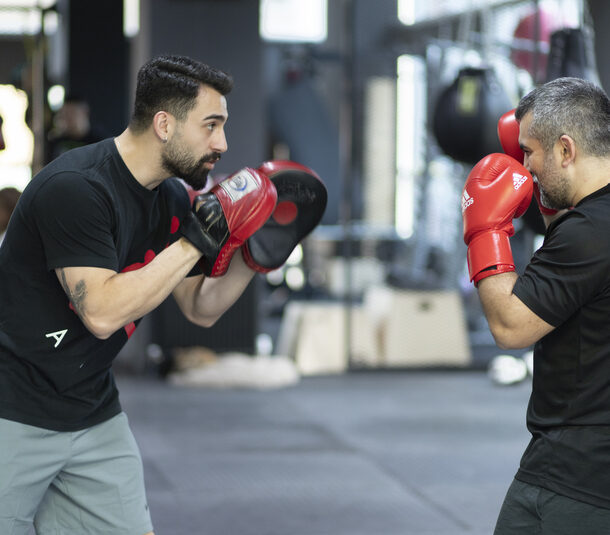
xmin=494 ymin=479 xmax=610 ymax=535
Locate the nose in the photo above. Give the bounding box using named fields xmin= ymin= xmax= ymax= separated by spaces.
xmin=212 ymin=128 xmax=228 ymax=154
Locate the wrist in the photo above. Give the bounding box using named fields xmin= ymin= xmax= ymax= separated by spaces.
xmin=472 ymin=263 xmax=515 ymax=285
xmin=467 ymin=230 xmax=515 ymax=284
xmin=177 ymin=236 xmax=204 ymax=259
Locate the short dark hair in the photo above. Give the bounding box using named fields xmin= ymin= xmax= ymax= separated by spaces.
xmin=515 ymin=77 xmax=610 ymax=157
xmin=130 ymin=55 xmax=233 ymax=132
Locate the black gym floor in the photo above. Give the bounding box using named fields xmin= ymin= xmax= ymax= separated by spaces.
xmin=115 ymin=370 xmax=531 ymax=535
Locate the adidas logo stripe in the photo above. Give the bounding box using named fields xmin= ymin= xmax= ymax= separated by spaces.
xmin=461 ymin=190 xmax=474 ymax=213
xmin=513 ymin=172 xmax=527 ymax=190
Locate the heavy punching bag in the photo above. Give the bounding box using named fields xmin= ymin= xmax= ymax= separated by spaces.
xmin=432 ymin=66 xmax=513 ymax=165
xmin=545 ymin=26 xmax=600 ymax=84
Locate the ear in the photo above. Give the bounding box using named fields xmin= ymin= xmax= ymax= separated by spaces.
xmin=152 ymin=111 xmax=172 ymax=143
xmin=558 ymin=134 xmax=577 ymax=168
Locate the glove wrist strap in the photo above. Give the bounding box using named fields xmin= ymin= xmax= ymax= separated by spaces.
xmin=467 ymin=231 xmax=515 ymax=285
xmin=179 ymin=211 xmax=221 ymax=276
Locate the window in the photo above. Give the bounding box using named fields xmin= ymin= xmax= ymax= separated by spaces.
xmin=260 ymin=0 xmax=327 ymax=43
xmin=395 ymin=54 xmax=426 ymax=239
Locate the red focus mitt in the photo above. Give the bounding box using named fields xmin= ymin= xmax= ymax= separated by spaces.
xmin=242 ymin=160 xmax=327 ymax=273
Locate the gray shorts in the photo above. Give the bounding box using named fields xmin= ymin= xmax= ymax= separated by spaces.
xmin=0 ymin=412 xmax=153 ymax=535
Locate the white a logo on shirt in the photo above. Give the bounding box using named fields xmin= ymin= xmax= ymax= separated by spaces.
xmin=46 ymin=329 xmax=68 ymax=348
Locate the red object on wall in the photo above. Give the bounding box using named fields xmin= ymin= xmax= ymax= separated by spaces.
xmin=511 ymin=9 xmax=560 ymax=83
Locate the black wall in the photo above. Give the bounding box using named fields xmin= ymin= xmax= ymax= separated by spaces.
xmin=140 ymin=0 xmax=265 ymax=175
xmin=67 ymin=0 xmax=129 ymax=136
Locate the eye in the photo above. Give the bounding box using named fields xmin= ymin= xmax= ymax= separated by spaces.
xmin=205 ymin=123 xmax=216 ymax=132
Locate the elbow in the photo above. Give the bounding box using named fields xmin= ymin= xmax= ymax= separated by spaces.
xmin=182 ymin=308 xmax=220 ymax=329
xmin=493 ymin=335 xmax=520 ymax=351
xmin=191 ymin=314 xmax=220 ymax=329
xmin=489 ymin=324 xmax=532 ymax=350
xmin=81 ymin=314 xmax=118 ymax=340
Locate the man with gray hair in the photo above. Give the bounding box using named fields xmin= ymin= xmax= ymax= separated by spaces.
xmin=462 ymin=76 xmax=610 ymax=534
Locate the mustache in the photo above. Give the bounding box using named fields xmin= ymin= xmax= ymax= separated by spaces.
xmin=202 ymin=152 xmax=222 ymax=165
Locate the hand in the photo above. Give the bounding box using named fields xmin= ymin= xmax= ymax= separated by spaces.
xmin=179 ymin=167 xmax=277 ymax=277
xmin=462 ymin=153 xmax=533 ymax=284
xmin=242 ymin=160 xmax=327 ymax=273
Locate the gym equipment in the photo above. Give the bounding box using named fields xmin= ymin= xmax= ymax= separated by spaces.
xmin=432 ymin=66 xmax=512 ymax=165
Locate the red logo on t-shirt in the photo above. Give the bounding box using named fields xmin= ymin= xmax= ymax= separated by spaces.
xmin=122 ymin=249 xmax=157 ymax=273
xmin=120 ymin=249 xmax=156 ymax=338
xmin=118 ymin=216 xmax=180 ymax=338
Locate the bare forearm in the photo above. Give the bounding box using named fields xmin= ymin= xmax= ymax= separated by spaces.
xmin=478 ymin=272 xmax=553 ymax=349
xmin=58 ymin=238 xmax=202 ymax=338
xmin=174 ymin=251 xmax=255 ymax=327
xmin=478 ymin=272 xmax=520 ymax=345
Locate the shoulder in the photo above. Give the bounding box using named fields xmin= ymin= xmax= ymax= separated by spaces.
xmin=35 ymin=139 xmax=117 ymax=192
xmin=22 ymin=170 xmax=114 ymax=230
xmin=545 ymin=198 xmax=610 ymax=258
xmin=31 ymin=169 xmax=107 ymax=202
xmin=48 ymin=138 xmax=114 ymax=169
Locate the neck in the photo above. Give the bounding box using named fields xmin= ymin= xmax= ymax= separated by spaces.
xmin=571 ymin=156 xmax=610 ymax=205
xmin=115 ymin=129 xmax=170 ymax=190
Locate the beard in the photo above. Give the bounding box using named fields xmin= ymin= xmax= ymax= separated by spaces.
xmin=536 ymin=155 xmax=572 ymax=210
xmin=161 ymin=139 xmax=221 ymax=191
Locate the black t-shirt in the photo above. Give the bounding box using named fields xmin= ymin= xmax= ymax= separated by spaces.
xmin=512 ymin=183 xmax=610 ymax=508
xmin=0 ymin=138 xmax=193 ymax=431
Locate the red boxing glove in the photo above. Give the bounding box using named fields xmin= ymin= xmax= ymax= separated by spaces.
xmin=180 ymin=167 xmax=277 ymax=277
xmin=498 ymin=109 xmax=558 ymax=217
xmin=497 ymin=109 xmax=525 ymax=163
xmin=242 ymin=160 xmax=327 ymax=273
xmin=462 ymin=153 xmax=533 ymax=284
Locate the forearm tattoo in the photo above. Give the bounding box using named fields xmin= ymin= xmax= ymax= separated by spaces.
xmin=58 ymin=268 xmax=88 ymax=318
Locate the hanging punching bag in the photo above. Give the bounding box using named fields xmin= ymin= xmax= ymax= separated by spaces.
xmin=545 ymin=27 xmax=601 ymax=84
xmin=432 ymin=66 xmax=513 ymax=165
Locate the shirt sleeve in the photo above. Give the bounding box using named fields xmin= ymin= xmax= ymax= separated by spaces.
xmin=32 ymin=172 xmax=119 ymax=271
xmin=513 ymin=211 xmax=610 ymax=327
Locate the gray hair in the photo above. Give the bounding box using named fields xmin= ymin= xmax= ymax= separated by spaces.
xmin=515 ymin=77 xmax=610 ymax=157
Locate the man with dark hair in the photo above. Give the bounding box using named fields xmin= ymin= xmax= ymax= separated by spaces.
xmin=462 ymin=77 xmax=610 ymax=534
xmin=0 ymin=54 xmax=325 ymax=535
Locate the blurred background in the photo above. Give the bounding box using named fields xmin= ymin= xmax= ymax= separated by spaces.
xmin=2 ymin=2 xmax=609 ymax=533
xmin=0 ymin=0 xmax=607 ymax=378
